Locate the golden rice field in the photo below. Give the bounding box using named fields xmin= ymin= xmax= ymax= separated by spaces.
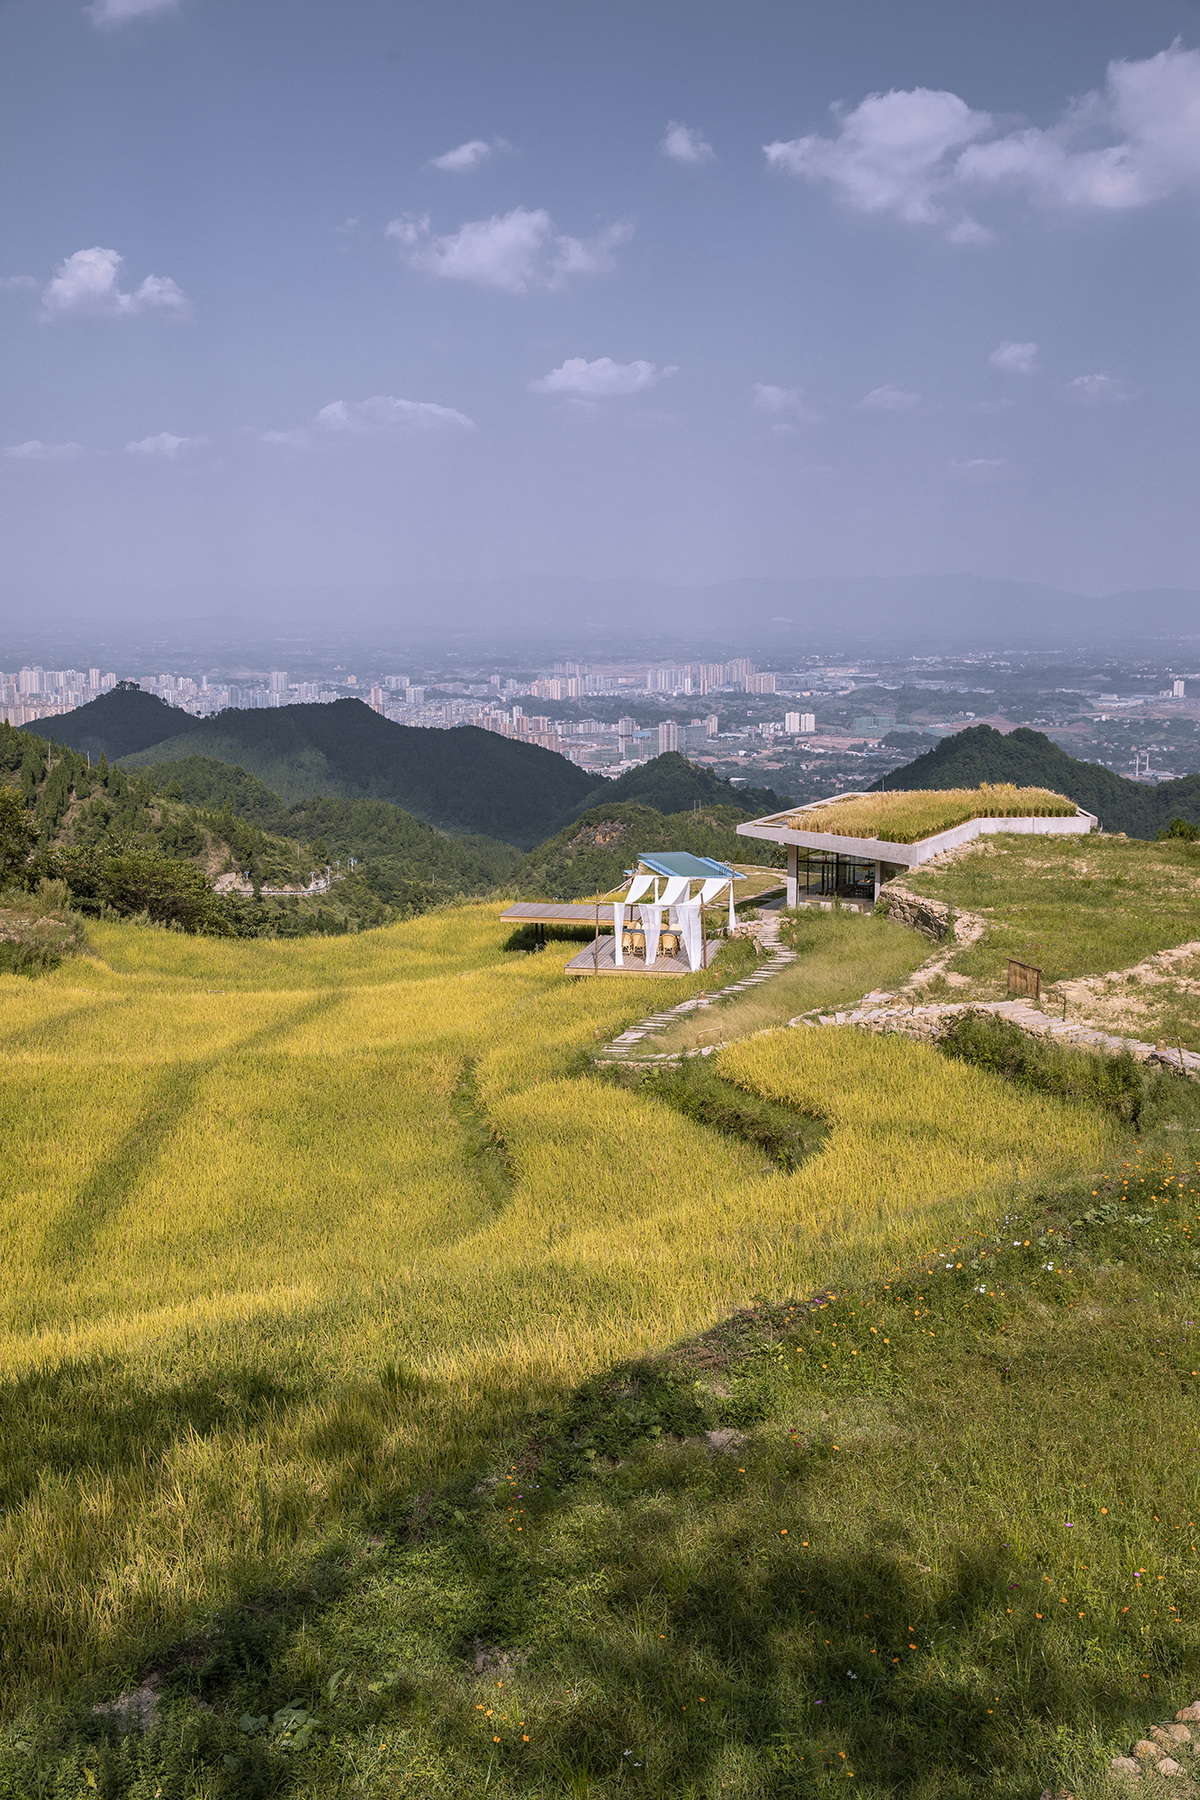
xmin=0 ymin=907 xmax=1118 ymax=1700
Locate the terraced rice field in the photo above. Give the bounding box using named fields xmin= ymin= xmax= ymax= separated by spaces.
xmin=0 ymin=906 xmax=1115 ymax=1706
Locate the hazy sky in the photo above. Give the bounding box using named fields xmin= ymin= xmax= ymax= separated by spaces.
xmin=2 ymin=0 xmax=1200 ymax=623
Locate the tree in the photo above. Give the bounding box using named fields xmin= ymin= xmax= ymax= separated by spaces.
xmin=1157 ymin=817 xmax=1200 ymax=842
xmin=98 ymin=852 xmax=219 ymax=932
xmin=0 ymin=785 xmax=36 ymax=880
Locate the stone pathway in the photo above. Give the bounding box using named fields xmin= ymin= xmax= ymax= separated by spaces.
xmin=594 ymin=879 xmax=1200 ymax=1078
xmin=594 ymin=907 xmax=796 ymax=1064
xmin=1107 ymin=1698 xmax=1200 ymax=1784
xmin=788 ymin=994 xmax=1200 ymax=1076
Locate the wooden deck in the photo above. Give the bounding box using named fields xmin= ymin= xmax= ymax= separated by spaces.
xmin=564 ymin=935 xmax=723 ymax=977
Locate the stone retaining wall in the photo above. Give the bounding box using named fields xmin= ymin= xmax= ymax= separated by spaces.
xmin=877 ymin=880 xmax=977 ymax=946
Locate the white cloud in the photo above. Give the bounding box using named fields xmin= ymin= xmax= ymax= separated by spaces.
xmin=4 ymin=440 xmax=84 ymax=461
xmin=857 ymin=383 xmax=923 ymax=412
xmin=386 ymin=206 xmax=631 ymax=293
xmin=0 ymin=275 xmax=37 ymax=292
xmin=530 ymin=357 xmax=675 ymax=398
xmin=1065 ymin=372 xmax=1141 ymax=404
xmin=315 ymin=396 xmax=475 ymax=433
xmin=950 ymin=456 xmax=1009 ymax=482
xmin=428 ymin=137 xmax=510 ymax=173
xmin=260 ymin=428 xmax=312 ymax=449
xmin=40 ymin=247 xmax=190 ymax=321
xmin=751 ymin=382 xmax=821 ymax=422
xmin=660 ymin=122 xmax=715 ymax=165
xmin=765 ymin=87 xmax=991 ymax=230
xmin=989 ymin=340 xmax=1038 ymax=375
xmin=86 ymin=0 xmax=178 ymax=27
xmin=260 ymin=396 xmax=475 ymax=447
xmin=126 ymin=432 xmax=207 ymax=457
xmin=766 ymin=45 xmax=1200 ymax=237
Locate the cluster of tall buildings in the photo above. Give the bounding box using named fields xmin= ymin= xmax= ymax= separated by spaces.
xmin=0 ymin=667 xmax=114 ymax=728
xmin=1 ymin=653 xmax=823 ymax=775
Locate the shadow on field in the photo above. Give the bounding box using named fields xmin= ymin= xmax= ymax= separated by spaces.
xmin=0 ymin=1360 xmax=309 ymax=1518
xmin=38 ymin=992 xmax=341 ymax=1269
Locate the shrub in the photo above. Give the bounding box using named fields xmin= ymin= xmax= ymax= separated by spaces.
xmin=936 ymin=1007 xmax=1147 ymax=1123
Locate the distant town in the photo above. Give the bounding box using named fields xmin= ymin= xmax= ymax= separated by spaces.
xmin=5 ymin=648 xmax=1200 ymax=806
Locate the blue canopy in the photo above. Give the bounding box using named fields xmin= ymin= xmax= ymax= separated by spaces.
xmin=634 ymin=852 xmax=743 ymax=880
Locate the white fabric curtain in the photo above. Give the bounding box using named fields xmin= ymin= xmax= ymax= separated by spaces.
xmin=675 ymin=899 xmax=704 ymax=971
xmin=638 ymin=903 xmax=663 ymax=966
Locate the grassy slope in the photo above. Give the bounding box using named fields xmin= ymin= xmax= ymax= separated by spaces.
xmin=0 ymin=906 xmax=1112 ymax=1737
xmin=901 ymin=832 xmax=1200 ymax=992
xmin=171 ymin=1124 xmax=1196 ymax=1800
xmin=651 ymin=909 xmax=930 ymax=1055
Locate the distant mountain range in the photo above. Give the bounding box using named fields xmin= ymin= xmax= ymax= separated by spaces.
xmin=41 ymin=687 xmax=788 ymax=849
xmin=876 ymin=724 xmax=1200 ymax=837
xmin=7 ymin=573 xmax=1200 ymax=657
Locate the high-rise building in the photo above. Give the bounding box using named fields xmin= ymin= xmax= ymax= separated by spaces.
xmin=726 ymin=658 xmax=753 ymax=683
xmin=698 ymin=663 xmax=727 ymax=688
xmin=704 ymin=714 xmax=720 ymax=736
xmin=269 ymin=670 xmax=289 ymax=693
xmin=1173 ymin=679 xmax=1186 ymax=697
xmin=88 ymin=668 xmax=101 ymax=688
xmin=18 ymin=667 xmax=42 ymax=694
xmin=747 ymin=672 xmax=777 ymax=694
xmin=657 ymin=720 xmax=680 ymax=753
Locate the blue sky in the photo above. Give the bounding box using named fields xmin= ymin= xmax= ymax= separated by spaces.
xmin=2 ymin=0 xmax=1199 ymax=625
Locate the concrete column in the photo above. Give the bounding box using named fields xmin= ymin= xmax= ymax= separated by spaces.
xmin=873 ymin=860 xmax=882 ymax=905
xmin=786 ymin=844 xmax=798 ymax=907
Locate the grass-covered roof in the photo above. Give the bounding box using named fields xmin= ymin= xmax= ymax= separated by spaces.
xmin=779 ymin=783 xmax=1078 ymax=845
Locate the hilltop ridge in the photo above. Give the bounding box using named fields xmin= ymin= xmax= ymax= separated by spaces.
xmin=875 ymin=723 xmax=1200 ymax=837
xmin=59 ymin=691 xmax=594 ymax=848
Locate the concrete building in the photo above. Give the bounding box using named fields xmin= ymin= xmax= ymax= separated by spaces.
xmin=737 ymin=788 xmax=1096 ymax=910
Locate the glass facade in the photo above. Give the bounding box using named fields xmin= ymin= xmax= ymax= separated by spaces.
xmin=794 ymin=850 xmax=878 ymax=902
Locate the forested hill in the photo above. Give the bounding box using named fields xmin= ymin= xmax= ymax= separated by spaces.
xmin=43 ymin=689 xmax=787 ymax=849
xmin=873 ymin=724 xmax=1200 ymax=837
xmin=1 ymin=724 xmax=521 ymax=945
xmin=45 ymin=682 xmax=196 ymax=760
xmin=137 ymin=754 xmax=519 ymax=892
xmin=518 ymin=801 xmax=783 ymax=900
xmin=573 ymin=751 xmax=788 ymax=821
xmin=97 ymin=695 xmax=596 ymax=848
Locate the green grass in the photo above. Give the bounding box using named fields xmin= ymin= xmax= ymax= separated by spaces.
xmin=650 ymin=908 xmax=930 ymax=1055
xmin=784 ymin=784 xmax=1077 ymax=844
xmin=3 ymin=1072 xmax=1195 ymax=1797
xmin=902 ymin=832 xmax=1200 ymax=990
xmin=0 ymin=901 xmax=1111 ymax=1726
